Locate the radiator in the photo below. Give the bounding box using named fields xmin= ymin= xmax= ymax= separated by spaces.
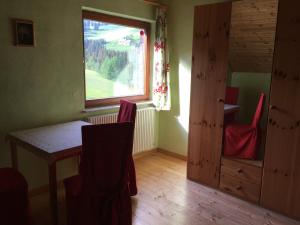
xmin=87 ymin=107 xmax=157 ymax=155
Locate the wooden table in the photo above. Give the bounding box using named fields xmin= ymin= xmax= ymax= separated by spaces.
xmin=6 ymin=120 xmax=91 ymax=225
xmin=224 ymin=104 xmax=240 ymax=114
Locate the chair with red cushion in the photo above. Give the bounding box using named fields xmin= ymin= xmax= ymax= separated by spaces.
xmin=225 ymin=87 xmax=239 ymax=105
xmin=64 ymin=122 xmax=134 ymax=225
xmin=224 ymin=87 xmax=240 ymax=124
xmin=117 ymin=99 xmax=137 ymax=196
xmin=223 ymin=93 xmax=265 ymax=159
xmin=0 ymin=168 xmax=31 ymax=225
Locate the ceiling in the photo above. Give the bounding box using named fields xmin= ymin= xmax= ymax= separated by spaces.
xmin=229 ymin=0 xmax=278 ymax=73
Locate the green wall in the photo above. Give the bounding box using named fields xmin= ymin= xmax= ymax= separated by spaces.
xmin=158 ymin=0 xmax=230 ymax=156
xmin=0 ymin=0 xmax=155 ymax=189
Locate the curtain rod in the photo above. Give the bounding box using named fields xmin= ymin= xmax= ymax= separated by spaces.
xmin=143 ymin=0 xmax=167 ymax=10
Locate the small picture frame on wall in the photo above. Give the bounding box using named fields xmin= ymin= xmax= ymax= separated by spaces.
xmin=13 ymin=19 xmax=35 ymax=47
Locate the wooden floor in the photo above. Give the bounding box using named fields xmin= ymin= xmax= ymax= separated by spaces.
xmin=30 ymin=152 xmax=300 ymax=225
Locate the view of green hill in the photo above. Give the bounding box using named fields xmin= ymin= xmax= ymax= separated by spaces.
xmin=85 ymin=70 xmax=114 ymax=99
xmin=84 ymin=19 xmax=145 ymax=100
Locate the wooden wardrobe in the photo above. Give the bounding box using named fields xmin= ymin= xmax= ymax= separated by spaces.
xmin=188 ymin=0 xmax=300 ymax=220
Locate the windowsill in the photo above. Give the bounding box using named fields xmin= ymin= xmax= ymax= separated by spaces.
xmin=82 ymin=100 xmax=154 ymax=113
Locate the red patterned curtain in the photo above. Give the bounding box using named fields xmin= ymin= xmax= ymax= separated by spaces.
xmin=153 ymin=8 xmax=171 ymax=110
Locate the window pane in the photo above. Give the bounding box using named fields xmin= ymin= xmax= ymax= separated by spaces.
xmin=83 ymin=19 xmax=146 ymax=100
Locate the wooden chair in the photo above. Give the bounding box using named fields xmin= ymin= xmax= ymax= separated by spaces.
xmin=117 ymin=99 xmax=137 ymax=196
xmin=223 ymin=93 xmax=265 ymax=159
xmin=64 ymin=122 xmax=134 ymax=225
xmin=0 ymin=167 xmax=32 ymax=225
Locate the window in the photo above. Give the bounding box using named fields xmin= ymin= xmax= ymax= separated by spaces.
xmin=82 ymin=11 xmax=150 ymax=107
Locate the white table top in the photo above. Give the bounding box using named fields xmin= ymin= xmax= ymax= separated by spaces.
xmin=10 ymin=121 xmax=91 ymax=154
xmin=224 ymin=104 xmax=240 ymax=114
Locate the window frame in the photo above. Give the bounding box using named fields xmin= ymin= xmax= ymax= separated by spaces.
xmin=82 ymin=10 xmax=151 ymax=108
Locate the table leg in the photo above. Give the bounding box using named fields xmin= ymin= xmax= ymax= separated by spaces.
xmin=49 ymin=163 xmax=58 ymax=225
xmin=10 ymin=142 xmax=19 ymax=170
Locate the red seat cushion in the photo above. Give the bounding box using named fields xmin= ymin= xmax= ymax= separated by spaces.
xmin=223 ymin=93 xmax=265 ymax=160
xmin=64 ymin=175 xmax=82 ymax=197
xmin=0 ymin=168 xmax=31 ymax=225
xmin=224 ymin=124 xmax=259 ymax=159
xmin=0 ymin=167 xmax=28 ymax=192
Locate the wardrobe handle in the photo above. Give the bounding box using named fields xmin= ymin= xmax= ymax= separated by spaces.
xmin=236 ymin=186 xmax=242 ymax=191
xmin=224 ymin=187 xmax=232 ymax=192
xmin=237 ymin=168 xmax=243 ymax=174
xmin=217 ymin=98 xmax=224 ymax=103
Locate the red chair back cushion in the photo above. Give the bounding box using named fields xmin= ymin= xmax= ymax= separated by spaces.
xmin=251 ymin=93 xmax=266 ymax=127
xmin=78 ymin=122 xmax=134 ymax=225
xmin=0 ymin=168 xmax=31 ymax=225
xmin=117 ymin=99 xmax=138 ymax=196
xmin=80 ymin=122 xmax=134 ymax=193
xmin=117 ymin=99 xmax=137 ymax=124
xmin=225 ymin=87 xmax=239 ymax=105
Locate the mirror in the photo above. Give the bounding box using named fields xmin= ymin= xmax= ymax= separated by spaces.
xmin=224 ymin=0 xmax=279 ymax=160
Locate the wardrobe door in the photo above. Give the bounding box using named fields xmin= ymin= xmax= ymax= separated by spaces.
xmin=261 ymin=0 xmax=300 ymax=219
xmin=187 ymin=2 xmax=232 ymax=188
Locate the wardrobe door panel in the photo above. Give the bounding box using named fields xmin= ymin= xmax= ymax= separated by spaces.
xmin=261 ymin=0 xmax=300 ymax=219
xmin=187 ymin=2 xmax=232 ymax=188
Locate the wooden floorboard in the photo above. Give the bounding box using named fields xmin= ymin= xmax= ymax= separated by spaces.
xmin=30 ymin=152 xmax=300 ymax=225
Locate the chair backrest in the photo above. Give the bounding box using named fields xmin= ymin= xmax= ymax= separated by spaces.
xmin=117 ymin=100 xmax=137 ymax=124
xmin=251 ymin=93 xmax=266 ymax=127
xmin=225 ymin=87 xmax=239 ymax=105
xmin=80 ymin=122 xmax=134 ymax=196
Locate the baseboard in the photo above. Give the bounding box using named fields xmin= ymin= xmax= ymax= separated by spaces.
xmin=157 ymin=148 xmax=187 ymax=161
xmin=133 ymin=149 xmax=158 ymax=160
